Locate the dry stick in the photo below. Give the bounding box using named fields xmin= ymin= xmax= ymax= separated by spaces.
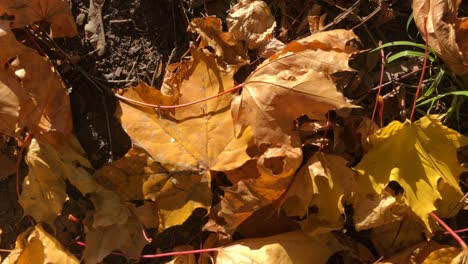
xmin=430 ymin=212 xmax=467 ymax=249
xmin=371 ymin=41 xmax=386 ymax=128
xmin=114 ymin=83 xmax=243 ymax=109
xmin=445 ymin=227 xmax=468 ymax=235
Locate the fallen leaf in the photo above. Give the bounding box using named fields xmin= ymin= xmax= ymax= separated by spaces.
xmin=3 ymin=224 xmax=79 ymax=264
xmin=376 ymin=240 xmax=461 ymax=264
xmin=189 ymin=17 xmax=248 ymax=65
xmin=412 ymin=0 xmax=467 ymax=75
xmin=19 ymin=138 xmax=69 ymax=227
xmin=0 ymin=0 xmax=78 ymax=37
xmin=117 ymin=48 xmax=253 ymax=229
xmin=0 ymin=21 xmax=72 ymax=142
xmin=215 ymin=231 xmax=353 ymax=264
xmin=94 ymin=146 xmax=165 ymax=201
xmin=0 ymin=139 xmax=15 ymax=180
xmin=217 ymin=145 xmax=302 ymax=234
xmin=282 ymin=152 xmax=357 ymax=235
xmin=353 ymin=115 xmax=468 ymax=234
xmin=226 ymin=0 xmax=276 ymax=49
xmin=231 ymin=29 xmax=358 ymax=147
xmin=84 ymin=0 xmax=106 ymax=56
xmin=143 ymin=172 xmax=212 ymax=230
xmin=370 ymin=213 xmax=426 ymax=256
xmin=19 ymin=136 xmax=129 ymax=229
xmin=82 ymin=212 xmax=148 ymax=264
xmin=131 ymin=201 xmax=159 ymax=229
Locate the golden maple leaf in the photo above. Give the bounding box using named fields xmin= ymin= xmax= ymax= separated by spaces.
xmin=117 ymin=48 xmax=252 ymax=229
xmin=231 ymin=29 xmax=359 ymax=147
xmin=353 ymin=115 xmax=468 ymax=234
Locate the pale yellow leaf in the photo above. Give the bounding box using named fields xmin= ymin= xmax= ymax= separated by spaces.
xmin=3 ymin=224 xmax=79 ymax=264
xmin=215 ymin=231 xmax=350 ymax=264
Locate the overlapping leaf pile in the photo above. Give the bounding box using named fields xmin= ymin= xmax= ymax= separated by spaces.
xmin=0 ymin=0 xmax=467 ymax=263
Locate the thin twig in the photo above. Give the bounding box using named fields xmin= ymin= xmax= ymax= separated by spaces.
xmin=430 ymin=212 xmax=467 ymax=249
xmin=371 ymin=41 xmax=385 ymax=127
xmin=114 ymin=84 xmax=243 ymax=109
xmin=410 ymin=18 xmax=429 ymax=121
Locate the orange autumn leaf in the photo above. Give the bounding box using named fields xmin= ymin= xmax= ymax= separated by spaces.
xmin=0 ymin=21 xmax=72 ymax=142
xmin=0 ymin=0 xmax=78 ymax=37
xmin=231 ymin=29 xmax=358 ymax=147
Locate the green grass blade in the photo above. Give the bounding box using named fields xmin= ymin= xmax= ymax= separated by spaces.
xmin=387 ymin=50 xmax=435 ymax=63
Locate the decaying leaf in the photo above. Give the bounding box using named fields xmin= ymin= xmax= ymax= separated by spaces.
xmin=232 ymin=29 xmax=358 ymax=147
xmin=226 ymin=0 xmax=276 ymax=49
xmin=370 ymin=213 xmax=426 ymax=256
xmin=217 ymin=145 xmax=302 ymax=234
xmin=0 ymin=0 xmax=78 ymax=37
xmin=84 ymin=0 xmax=106 ymax=56
xmin=3 ymin=224 xmax=79 ymax=264
xmin=282 ymin=152 xmax=357 ymax=235
xmin=143 ymin=172 xmax=212 ymax=230
xmin=412 ymin=0 xmax=467 ymax=75
xmin=117 ymin=48 xmax=253 ymax=229
xmin=353 ymin=115 xmax=468 ymax=233
xmin=82 ymin=213 xmax=148 ymax=264
xmin=189 ymin=16 xmax=248 ymax=65
xmin=215 ymin=231 xmax=356 ymax=264
xmin=94 ymin=146 xmax=165 ymax=201
xmin=0 ymin=21 xmax=72 ymax=142
xmin=19 ymin=136 xmax=129 ymax=227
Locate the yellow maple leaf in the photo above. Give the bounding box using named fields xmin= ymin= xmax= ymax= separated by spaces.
xmin=117 ymin=48 xmax=253 ymax=229
xmin=353 ymin=115 xmax=468 ymax=233
xmin=0 ymin=0 xmax=78 ymax=37
xmin=215 ymin=230 xmax=367 ymax=264
xmin=282 ymin=152 xmax=357 ymax=235
xmin=3 ymin=224 xmax=79 ymax=264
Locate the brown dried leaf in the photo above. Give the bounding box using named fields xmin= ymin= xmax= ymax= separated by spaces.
xmin=0 ymin=21 xmax=72 ymax=142
xmin=82 ymin=213 xmax=148 ymax=264
xmin=0 ymin=0 xmax=78 ymax=37
xmin=3 ymin=224 xmax=79 ymax=264
xmin=189 ymin=17 xmax=248 ymax=65
xmin=94 ymin=147 xmax=165 ymax=201
xmin=412 ymin=0 xmax=468 ymax=75
xmin=217 ymin=146 xmax=302 ymax=234
xmin=226 ymin=0 xmax=276 ymax=49
xmin=232 ymin=29 xmax=359 ymax=147
xmin=143 ymin=172 xmax=212 ymax=230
